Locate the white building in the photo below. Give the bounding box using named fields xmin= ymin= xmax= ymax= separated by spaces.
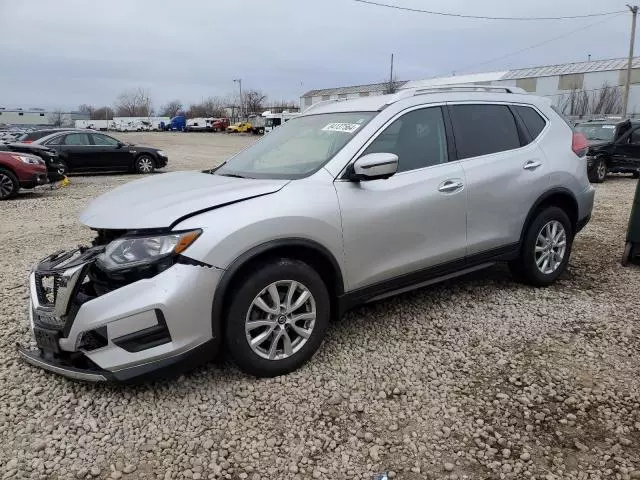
xmin=0 ymin=108 xmax=89 ymax=126
xmin=300 ymin=57 xmax=640 ymax=116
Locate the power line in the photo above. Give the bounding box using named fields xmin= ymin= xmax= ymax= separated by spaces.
xmin=455 ymin=13 xmax=626 ymax=74
xmin=354 ymin=0 xmax=625 ymax=21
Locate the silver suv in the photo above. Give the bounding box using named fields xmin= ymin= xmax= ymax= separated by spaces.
xmin=19 ymin=86 xmax=595 ymax=382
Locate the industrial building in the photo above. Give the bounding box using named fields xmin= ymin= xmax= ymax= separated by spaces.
xmin=300 ymin=57 xmax=640 ymax=115
xmin=0 ymin=108 xmax=88 ymax=126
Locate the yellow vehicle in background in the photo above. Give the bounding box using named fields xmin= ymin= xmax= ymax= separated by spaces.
xmin=226 ymin=122 xmax=253 ymax=133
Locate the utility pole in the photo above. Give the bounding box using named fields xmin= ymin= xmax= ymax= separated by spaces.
xmin=623 ymin=5 xmax=638 ymax=118
xmin=233 ymin=78 xmax=243 ymax=119
xmin=389 ymin=53 xmax=394 ymax=86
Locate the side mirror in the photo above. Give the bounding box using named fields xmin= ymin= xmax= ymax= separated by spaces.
xmin=116 ymin=142 xmax=124 ymax=149
xmin=347 ymin=152 xmax=398 ymax=181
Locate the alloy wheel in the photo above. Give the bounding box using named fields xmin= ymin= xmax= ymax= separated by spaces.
xmin=597 ymin=160 xmax=606 ymax=181
xmin=535 ymin=220 xmax=567 ymax=275
xmin=138 ymin=157 xmax=154 ymax=173
xmin=245 ymin=280 xmax=316 ymax=360
xmin=0 ymin=173 xmax=14 ymax=198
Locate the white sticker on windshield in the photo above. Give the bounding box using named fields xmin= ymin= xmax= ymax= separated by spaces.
xmin=602 ymin=125 xmax=615 ymax=129
xmin=322 ymin=123 xmax=361 ymax=133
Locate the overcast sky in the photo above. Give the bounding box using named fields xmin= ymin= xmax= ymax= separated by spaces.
xmin=0 ymin=0 xmax=633 ymax=111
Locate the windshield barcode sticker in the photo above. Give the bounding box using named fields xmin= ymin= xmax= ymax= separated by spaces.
xmin=602 ymin=125 xmax=615 ymax=129
xmin=322 ymin=123 xmax=361 ymax=133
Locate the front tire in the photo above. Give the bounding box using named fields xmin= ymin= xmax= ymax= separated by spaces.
xmin=224 ymin=259 xmax=330 ymax=377
xmin=509 ymin=207 xmax=573 ymax=286
xmin=0 ymin=168 xmax=19 ymax=200
xmin=135 ymin=155 xmax=155 ymax=174
xmin=590 ymin=157 xmax=607 ymax=183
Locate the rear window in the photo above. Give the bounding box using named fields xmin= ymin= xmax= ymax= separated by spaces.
xmin=513 ymin=105 xmax=547 ymax=139
xmin=449 ymin=104 xmax=521 ymax=159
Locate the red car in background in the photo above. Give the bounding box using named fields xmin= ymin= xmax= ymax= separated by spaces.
xmin=0 ymin=151 xmax=48 ymax=200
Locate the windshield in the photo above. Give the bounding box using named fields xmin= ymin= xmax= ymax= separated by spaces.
xmin=215 ymin=112 xmax=376 ymax=179
xmin=575 ymin=124 xmax=616 ymax=141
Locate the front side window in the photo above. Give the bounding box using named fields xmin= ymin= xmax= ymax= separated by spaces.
xmin=215 ymin=112 xmax=376 ymax=179
xmin=92 ymin=134 xmax=119 ymax=146
xmin=449 ymin=104 xmax=521 ymax=159
xmin=63 ymin=133 xmax=91 ymax=145
xmin=363 ymin=107 xmax=448 ymax=172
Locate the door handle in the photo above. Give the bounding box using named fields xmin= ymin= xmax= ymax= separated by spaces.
xmin=438 ymin=179 xmax=464 ymax=193
xmin=523 ymin=160 xmax=542 ymax=170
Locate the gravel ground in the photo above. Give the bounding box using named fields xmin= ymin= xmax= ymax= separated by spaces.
xmin=1 ymin=132 xmax=640 ymax=479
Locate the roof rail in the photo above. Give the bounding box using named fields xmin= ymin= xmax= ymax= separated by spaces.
xmin=412 ymin=84 xmax=527 ymax=95
xmin=302 ymin=98 xmax=343 ymax=114
xmin=381 ymin=84 xmax=527 ymax=108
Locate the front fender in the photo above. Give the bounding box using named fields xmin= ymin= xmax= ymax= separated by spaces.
xmin=173 ymin=176 xmax=346 ymax=286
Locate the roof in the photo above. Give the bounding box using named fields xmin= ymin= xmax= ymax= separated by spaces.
xmin=502 ymin=57 xmax=640 ymax=80
xmin=301 ymin=81 xmax=409 ymax=98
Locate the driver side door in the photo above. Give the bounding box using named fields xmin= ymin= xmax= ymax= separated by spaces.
xmin=334 ymin=106 xmax=467 ymax=292
xmin=90 ymin=133 xmax=131 ymax=171
xmin=611 ymin=127 xmax=640 ymax=170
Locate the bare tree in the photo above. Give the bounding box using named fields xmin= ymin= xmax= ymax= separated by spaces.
xmin=244 ymin=90 xmax=267 ymax=114
xmin=91 ymin=106 xmax=115 ymax=120
xmin=588 ymin=83 xmax=622 ymax=115
xmin=48 ymin=109 xmax=65 ymax=127
xmin=187 ymin=97 xmax=226 ymax=118
xmin=160 ymin=100 xmax=183 ymax=118
xmin=77 ymin=104 xmax=94 ymax=117
xmin=115 ymin=88 xmax=152 ymax=117
xmin=559 ymin=82 xmax=623 ymax=118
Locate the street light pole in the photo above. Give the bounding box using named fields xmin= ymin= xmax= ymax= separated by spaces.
xmin=623 ymin=5 xmax=638 ymax=118
xmin=233 ymin=78 xmax=243 ymax=119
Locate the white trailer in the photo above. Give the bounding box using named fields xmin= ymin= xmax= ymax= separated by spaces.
xmin=263 ymin=111 xmax=300 ymax=133
xmin=185 ymin=118 xmax=214 ymax=132
xmin=74 ymin=119 xmax=114 ymax=131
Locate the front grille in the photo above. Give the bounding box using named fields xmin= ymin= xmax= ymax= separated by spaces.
xmin=34 ymin=272 xmax=60 ymax=308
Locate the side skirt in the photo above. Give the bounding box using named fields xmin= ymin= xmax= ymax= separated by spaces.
xmin=337 ymin=243 xmax=518 ymax=315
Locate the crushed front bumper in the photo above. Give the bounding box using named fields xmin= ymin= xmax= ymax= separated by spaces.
xmin=20 ymin=247 xmax=223 ymax=383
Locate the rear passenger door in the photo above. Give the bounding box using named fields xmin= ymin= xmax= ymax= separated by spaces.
xmin=448 ymin=103 xmax=550 ymax=257
xmin=58 ymin=133 xmax=94 ymax=171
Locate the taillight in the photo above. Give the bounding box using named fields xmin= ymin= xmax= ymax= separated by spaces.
xmin=572 ymin=132 xmax=589 ymax=157
xmin=22 ymin=140 xmax=33 ymax=143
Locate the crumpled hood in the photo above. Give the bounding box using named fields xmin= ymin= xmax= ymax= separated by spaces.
xmin=79 ymin=171 xmax=289 ymax=229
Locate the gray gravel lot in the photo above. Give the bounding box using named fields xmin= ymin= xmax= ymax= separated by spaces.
xmin=1 ymin=132 xmax=640 ymax=479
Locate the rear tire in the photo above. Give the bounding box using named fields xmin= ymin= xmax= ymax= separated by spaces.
xmin=633 ymin=171 xmax=639 ymax=179
xmin=0 ymin=168 xmax=19 ymax=200
xmin=509 ymin=207 xmax=573 ymax=286
xmin=224 ymin=258 xmax=330 ymax=377
xmin=135 ymin=155 xmax=155 ymax=174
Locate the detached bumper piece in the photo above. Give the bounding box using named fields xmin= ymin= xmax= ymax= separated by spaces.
xmin=17 ymin=345 xmax=111 ymax=382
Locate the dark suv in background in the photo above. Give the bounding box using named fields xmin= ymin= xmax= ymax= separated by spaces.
xmin=575 ymin=119 xmax=640 ymax=183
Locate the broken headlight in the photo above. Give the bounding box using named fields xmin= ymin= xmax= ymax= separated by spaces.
xmin=96 ymin=230 xmax=201 ymax=272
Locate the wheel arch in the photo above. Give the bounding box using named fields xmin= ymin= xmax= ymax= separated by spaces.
xmin=520 ymin=188 xmax=579 ymax=244
xmin=135 ymin=151 xmax=158 ymax=167
xmin=211 ymin=238 xmax=345 ymax=340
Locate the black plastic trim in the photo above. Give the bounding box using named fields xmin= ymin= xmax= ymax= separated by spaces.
xmin=111 ymin=339 xmax=216 ymax=384
xmin=337 ymin=243 xmax=518 ymax=315
xmin=576 ymin=214 xmax=591 ymax=233
xmin=112 ymin=309 xmax=172 ymax=353
xmin=519 ymin=187 xmax=579 ymax=243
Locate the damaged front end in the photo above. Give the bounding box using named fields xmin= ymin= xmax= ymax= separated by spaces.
xmin=18 ymin=228 xmax=223 ymax=383
xmin=19 ymin=245 xmax=113 ymax=381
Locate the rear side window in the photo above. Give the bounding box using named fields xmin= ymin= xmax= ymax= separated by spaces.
xmin=63 ymin=133 xmax=90 ymax=145
xmin=449 ymin=104 xmax=521 ymax=159
xmin=513 ymin=105 xmax=546 ymax=139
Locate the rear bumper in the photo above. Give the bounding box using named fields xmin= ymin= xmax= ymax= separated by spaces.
xmin=576 ymin=184 xmax=595 ymax=230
